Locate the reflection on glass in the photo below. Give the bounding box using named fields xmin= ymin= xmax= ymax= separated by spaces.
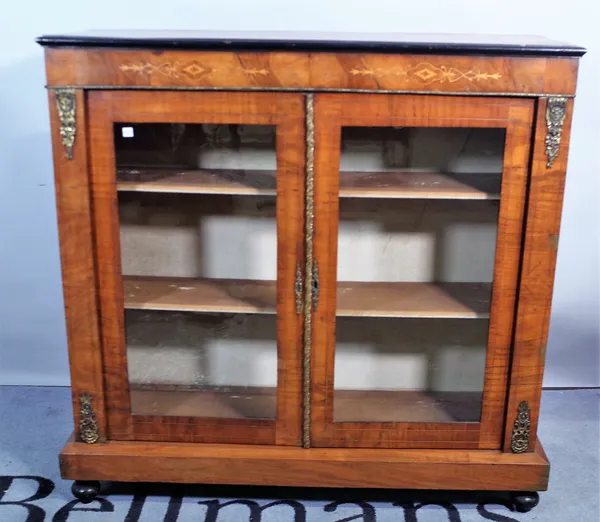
xmin=114 ymin=123 xmax=278 ymax=419
xmin=334 ymin=127 xmax=506 ymax=423
xmin=127 ymin=311 xmax=277 ymax=419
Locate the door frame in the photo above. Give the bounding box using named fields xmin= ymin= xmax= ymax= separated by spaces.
xmin=87 ymin=90 xmax=305 ymax=445
xmin=309 ymin=93 xmax=535 ymax=449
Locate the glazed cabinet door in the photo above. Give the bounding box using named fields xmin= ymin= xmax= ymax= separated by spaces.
xmin=88 ymin=91 xmax=304 ymax=445
xmin=310 ymin=94 xmax=535 ymax=449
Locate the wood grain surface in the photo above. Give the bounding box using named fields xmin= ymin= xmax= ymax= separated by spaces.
xmin=335 ymin=282 xmax=492 ymax=318
xmin=44 ymin=48 xmax=579 ymax=95
xmin=49 ymin=89 xmax=107 ymax=443
xmin=87 ymin=90 xmax=305 ymax=445
xmin=130 ymin=386 xmax=277 ymax=420
xmin=333 ymin=390 xmax=482 ymax=423
xmin=117 ymin=168 xmax=278 ymax=195
xmin=116 ymin=167 xmax=502 ymax=200
xmin=504 ymin=98 xmax=575 ymax=453
xmin=338 ymin=171 xmax=501 ymax=199
xmin=122 ymin=276 xmax=492 ymax=318
xmin=311 ymin=94 xmax=534 ymax=449
xmin=123 ymin=276 xmax=277 ymax=314
xmin=128 ymin=387 xmax=481 ymax=424
xmin=44 ymin=39 xmax=582 ymax=490
xmin=59 ymin=437 xmax=550 ymax=491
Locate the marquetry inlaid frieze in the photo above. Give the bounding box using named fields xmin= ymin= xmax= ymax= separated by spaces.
xmin=119 ymin=61 xmax=270 ymax=80
xmin=349 ymin=63 xmax=502 ymax=83
xmin=44 ymin=49 xmax=579 ymax=96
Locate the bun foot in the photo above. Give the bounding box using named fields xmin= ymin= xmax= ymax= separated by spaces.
xmin=71 ymin=480 xmax=101 ymax=504
xmin=511 ymin=491 xmax=540 ymax=513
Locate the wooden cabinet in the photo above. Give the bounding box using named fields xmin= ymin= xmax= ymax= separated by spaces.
xmin=38 ymin=31 xmax=585 ymax=511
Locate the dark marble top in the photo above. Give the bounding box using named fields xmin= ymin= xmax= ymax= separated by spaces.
xmin=36 ymin=30 xmax=586 ymax=57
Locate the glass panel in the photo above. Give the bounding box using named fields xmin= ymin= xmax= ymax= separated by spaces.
xmin=334 ymin=127 xmax=506 ymax=423
xmin=126 ymin=311 xmax=277 ymax=419
xmin=114 ymin=123 xmax=278 ymax=420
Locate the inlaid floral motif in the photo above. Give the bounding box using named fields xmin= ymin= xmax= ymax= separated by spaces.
xmin=120 ymin=61 xmax=213 ymax=80
xmin=349 ymin=62 xmax=502 ymax=84
xmin=241 ymin=68 xmax=269 ymax=76
xmin=119 ymin=62 xmax=270 ymax=80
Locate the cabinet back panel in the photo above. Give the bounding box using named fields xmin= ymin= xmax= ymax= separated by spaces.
xmin=119 ymin=193 xmax=277 ymax=280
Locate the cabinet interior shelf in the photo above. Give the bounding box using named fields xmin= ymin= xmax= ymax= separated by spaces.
xmin=124 ymin=276 xmax=277 ymax=315
xmin=336 ymin=281 xmax=491 ymax=318
xmin=116 ymin=167 xmax=501 ymax=200
xmin=130 ymin=385 xmax=276 ymax=420
xmin=130 ymin=385 xmax=481 ymax=423
xmin=123 ymin=276 xmax=491 ymax=319
xmin=117 ymin=168 xmax=278 ymax=196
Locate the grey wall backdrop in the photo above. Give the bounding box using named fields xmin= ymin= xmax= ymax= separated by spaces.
xmin=0 ymin=0 xmax=598 ymax=387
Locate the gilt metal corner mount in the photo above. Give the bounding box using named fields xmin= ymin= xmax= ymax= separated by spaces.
xmin=510 ymin=401 xmax=531 ymax=453
xmin=55 ymin=88 xmax=77 ymax=160
xmin=545 ymin=97 xmax=567 ymax=169
xmin=79 ymin=392 xmax=99 ymax=444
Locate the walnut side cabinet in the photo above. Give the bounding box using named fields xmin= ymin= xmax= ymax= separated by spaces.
xmin=38 ymin=31 xmax=585 ymax=512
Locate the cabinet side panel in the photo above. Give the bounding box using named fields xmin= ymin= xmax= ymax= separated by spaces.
xmin=505 ymin=97 xmax=575 ymax=452
xmin=48 ymin=89 xmax=106 ymax=442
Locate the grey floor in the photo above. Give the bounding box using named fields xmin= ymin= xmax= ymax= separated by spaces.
xmin=0 ymin=387 xmax=598 ymax=521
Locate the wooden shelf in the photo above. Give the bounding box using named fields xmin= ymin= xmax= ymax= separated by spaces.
xmin=334 ymin=390 xmax=482 ymax=423
xmin=130 ymin=385 xmax=480 ymax=423
xmin=116 ymin=167 xmax=500 ymax=200
xmin=117 ymin=168 xmax=277 ymax=195
xmin=123 ymin=277 xmax=489 ymax=318
xmin=336 ymin=282 xmax=491 ymax=318
xmin=130 ymin=385 xmax=276 ymax=420
xmin=339 ymin=171 xmax=501 ymax=200
xmin=123 ymin=276 xmax=276 ymax=314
